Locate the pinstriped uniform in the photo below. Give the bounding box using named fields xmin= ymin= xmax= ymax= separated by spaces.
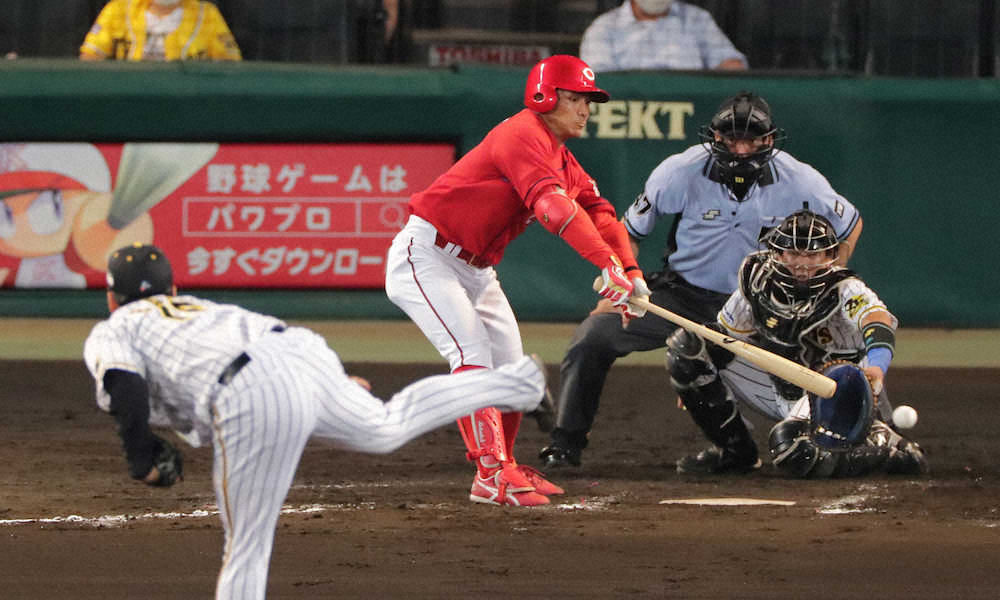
xmin=715 ymin=276 xmax=895 ymax=422
xmin=84 ymin=294 xmax=545 ymax=600
xmin=85 ymin=295 xmax=287 ymax=447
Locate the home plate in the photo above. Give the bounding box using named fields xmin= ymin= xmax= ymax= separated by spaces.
xmin=659 ymin=498 xmax=796 ymax=506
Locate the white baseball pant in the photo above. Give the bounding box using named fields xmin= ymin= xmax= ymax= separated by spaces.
xmin=210 ymin=327 xmax=544 ymax=599
xmin=385 ymin=215 xmax=524 ymax=371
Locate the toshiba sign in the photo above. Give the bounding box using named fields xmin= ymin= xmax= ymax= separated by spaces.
xmin=429 ymin=44 xmax=549 ymax=67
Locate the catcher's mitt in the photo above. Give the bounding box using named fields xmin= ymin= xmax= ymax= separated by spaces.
xmin=809 ymin=360 xmax=876 ymax=451
xmin=818 ymin=359 xmax=881 ymax=400
xmin=147 ymin=435 xmax=184 ymax=487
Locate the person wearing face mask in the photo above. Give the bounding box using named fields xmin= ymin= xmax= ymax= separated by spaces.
xmin=80 ymin=0 xmax=241 ymax=61
xmin=540 ymin=92 xmax=865 ymax=474
xmin=580 ymin=0 xmax=747 ymax=72
xmin=666 ymin=210 xmax=927 ymax=479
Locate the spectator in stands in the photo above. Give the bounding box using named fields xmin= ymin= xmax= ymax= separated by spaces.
xmin=383 ymin=0 xmax=400 ymax=44
xmin=580 ymin=0 xmax=747 ymax=72
xmin=80 ymin=0 xmax=241 ymax=61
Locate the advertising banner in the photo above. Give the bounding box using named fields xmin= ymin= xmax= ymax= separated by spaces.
xmin=0 ymin=142 xmax=454 ymax=289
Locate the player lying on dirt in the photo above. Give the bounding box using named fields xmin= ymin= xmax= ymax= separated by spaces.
xmin=666 ymin=210 xmax=928 ymax=477
xmin=83 ymin=243 xmax=549 ymax=600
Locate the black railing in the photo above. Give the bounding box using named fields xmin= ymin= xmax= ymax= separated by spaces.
xmin=0 ymin=0 xmax=995 ymax=76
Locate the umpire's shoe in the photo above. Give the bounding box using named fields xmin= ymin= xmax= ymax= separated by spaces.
xmin=539 ymin=444 xmax=582 ymax=469
xmin=676 ymin=446 xmax=762 ymax=475
xmin=539 ymin=426 xmax=588 ymax=469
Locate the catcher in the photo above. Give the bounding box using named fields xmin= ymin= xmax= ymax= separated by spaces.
xmin=666 ymin=209 xmax=927 ymax=477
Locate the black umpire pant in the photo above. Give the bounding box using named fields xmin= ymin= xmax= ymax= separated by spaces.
xmin=551 ymin=270 xmax=730 ymax=451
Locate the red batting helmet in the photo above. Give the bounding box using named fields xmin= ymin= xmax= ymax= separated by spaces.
xmin=523 ymin=55 xmax=610 ymax=113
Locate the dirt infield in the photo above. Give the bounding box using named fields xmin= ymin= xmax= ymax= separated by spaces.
xmin=2 ymin=360 xmax=998 ymax=599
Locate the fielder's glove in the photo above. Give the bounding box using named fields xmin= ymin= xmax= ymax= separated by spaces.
xmin=816 ymin=359 xmax=884 ymax=398
xmin=146 ymin=435 xmax=184 ymax=487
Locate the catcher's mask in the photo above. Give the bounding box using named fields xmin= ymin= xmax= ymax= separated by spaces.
xmin=765 ymin=209 xmax=839 ymax=310
xmin=106 ymin=242 xmax=173 ymax=306
xmin=524 ymin=55 xmax=610 ymax=113
xmin=809 ymin=362 xmax=876 ymax=451
xmin=698 ymin=91 xmax=786 ymax=189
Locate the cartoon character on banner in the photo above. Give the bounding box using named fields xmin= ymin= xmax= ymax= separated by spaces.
xmin=0 ymin=143 xmax=217 ymax=288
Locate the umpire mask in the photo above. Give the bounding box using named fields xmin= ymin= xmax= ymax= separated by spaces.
xmin=699 ymin=92 xmax=786 ymax=194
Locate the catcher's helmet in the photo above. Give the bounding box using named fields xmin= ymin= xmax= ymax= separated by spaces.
xmin=698 ymin=91 xmax=786 ymax=188
xmin=106 ymin=242 xmax=173 ymax=305
xmin=524 ymin=55 xmax=610 ymax=113
xmin=765 ymin=210 xmax=839 ymax=305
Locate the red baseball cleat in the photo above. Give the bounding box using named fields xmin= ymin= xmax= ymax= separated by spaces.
xmin=469 ymin=465 xmax=549 ymax=507
xmin=516 ymin=464 xmax=564 ymax=495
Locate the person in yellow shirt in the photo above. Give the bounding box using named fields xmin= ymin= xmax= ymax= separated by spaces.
xmin=80 ymin=0 xmax=241 ymax=61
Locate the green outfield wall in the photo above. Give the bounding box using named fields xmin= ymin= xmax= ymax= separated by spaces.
xmin=0 ymin=59 xmax=996 ymax=326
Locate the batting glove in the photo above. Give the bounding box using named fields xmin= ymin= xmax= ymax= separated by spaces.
xmin=623 ymin=276 xmax=650 ymax=320
xmin=597 ymin=256 xmax=633 ymax=307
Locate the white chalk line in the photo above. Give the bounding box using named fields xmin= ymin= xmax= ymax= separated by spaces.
xmin=5 ymin=481 xmax=996 ymax=527
xmin=659 ymin=497 xmax=796 ymax=506
xmin=816 ymin=483 xmax=882 ymax=514
xmin=0 ymin=503 xmax=379 ymax=528
xmin=0 ymin=479 xmax=444 ymax=528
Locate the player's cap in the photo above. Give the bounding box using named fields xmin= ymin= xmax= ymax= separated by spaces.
xmin=107 ymin=243 xmax=173 ymax=305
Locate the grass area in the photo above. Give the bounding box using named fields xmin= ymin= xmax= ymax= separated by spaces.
xmin=1 ymin=318 xmax=997 ymax=367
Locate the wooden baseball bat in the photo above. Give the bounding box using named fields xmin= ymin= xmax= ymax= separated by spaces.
xmin=592 ymin=278 xmax=837 ymax=398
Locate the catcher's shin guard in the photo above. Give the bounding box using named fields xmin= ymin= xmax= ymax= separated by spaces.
xmin=831 ymin=420 xmax=927 ymax=477
xmin=830 ymin=443 xmax=891 ymax=478
xmin=769 ymin=419 xmax=838 ymax=478
xmin=667 ymin=331 xmax=756 ymax=460
xmin=869 ymin=421 xmax=929 ymax=475
xmin=676 ymin=379 xmax=755 ymax=451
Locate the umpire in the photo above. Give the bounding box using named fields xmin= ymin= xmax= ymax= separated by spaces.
xmin=539 ymin=91 xmax=864 ymax=473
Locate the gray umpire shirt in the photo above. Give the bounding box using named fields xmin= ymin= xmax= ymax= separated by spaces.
xmin=623 ymin=144 xmax=859 ymax=295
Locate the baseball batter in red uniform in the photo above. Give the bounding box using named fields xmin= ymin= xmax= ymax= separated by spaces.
xmin=385 ymin=55 xmax=648 ymax=507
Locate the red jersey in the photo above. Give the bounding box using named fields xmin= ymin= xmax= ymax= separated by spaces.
xmin=409 ymin=109 xmax=623 ymax=267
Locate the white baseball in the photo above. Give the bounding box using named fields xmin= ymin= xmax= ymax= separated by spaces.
xmin=892 ymin=405 xmax=918 ymax=429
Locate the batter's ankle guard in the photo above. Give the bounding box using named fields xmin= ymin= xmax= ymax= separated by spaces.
xmin=458 ymin=408 xmax=510 ymax=473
